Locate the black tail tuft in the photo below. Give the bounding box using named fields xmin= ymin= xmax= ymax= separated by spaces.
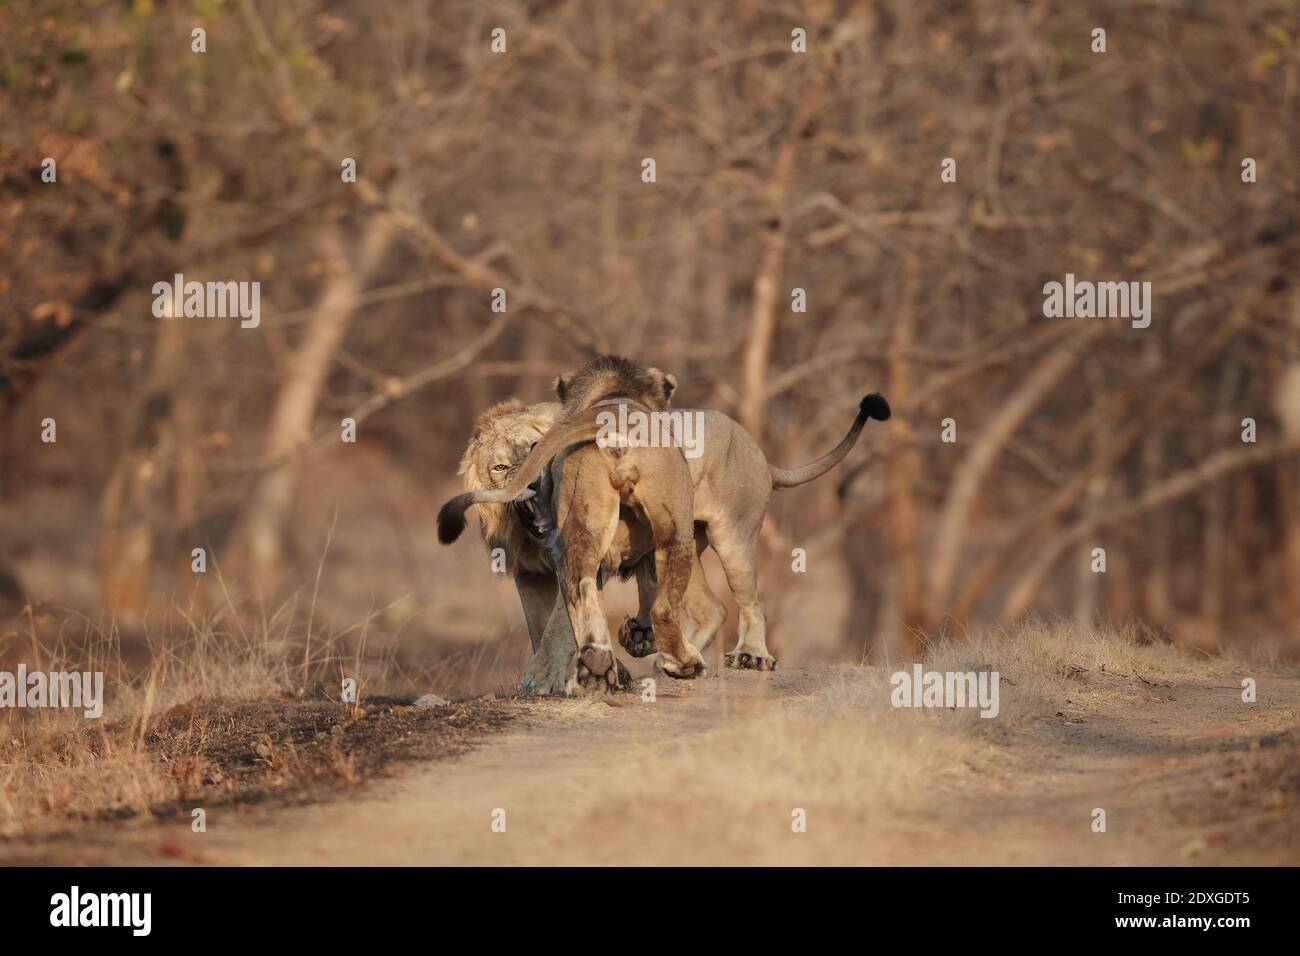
xmin=861 ymin=393 xmax=891 ymax=422
xmin=437 ymin=496 xmax=469 ymax=544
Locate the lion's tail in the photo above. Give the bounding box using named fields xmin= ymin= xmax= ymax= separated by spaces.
xmin=437 ymin=408 xmax=610 ymax=544
xmin=768 ymin=393 xmax=890 ymax=489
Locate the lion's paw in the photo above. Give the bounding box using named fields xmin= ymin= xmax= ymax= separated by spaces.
xmin=618 ymin=616 xmax=657 ymax=658
xmin=519 ymin=660 xmax=576 ymax=697
xmin=659 ymin=645 xmax=707 ymax=680
xmin=575 ymin=644 xmax=623 ymax=694
xmin=725 ymin=649 xmax=778 ymax=671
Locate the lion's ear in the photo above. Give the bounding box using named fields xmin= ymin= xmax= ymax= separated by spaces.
xmin=553 ymin=376 xmax=568 ymax=402
xmin=647 ymin=367 xmax=676 ymax=402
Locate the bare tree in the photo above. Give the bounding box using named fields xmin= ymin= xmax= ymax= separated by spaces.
xmin=234 ymin=218 xmax=395 ymax=585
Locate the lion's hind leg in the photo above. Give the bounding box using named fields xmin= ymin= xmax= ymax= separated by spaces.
xmin=682 ymin=545 xmax=726 ymax=655
xmin=711 ymin=530 xmax=777 ymax=671
xmin=643 ymin=511 xmax=706 ymax=680
xmin=557 ymin=461 xmax=625 ymax=694
xmin=621 ymin=526 xmax=724 ymax=659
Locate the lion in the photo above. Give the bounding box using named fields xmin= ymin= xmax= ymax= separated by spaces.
xmin=455 ymin=398 xmax=571 ymax=683
xmin=446 ymin=357 xmax=891 ymax=692
xmin=458 ymin=396 xmax=729 ymax=694
xmin=612 ymin=394 xmax=891 ymax=672
xmin=442 ymin=355 xmax=707 ymax=691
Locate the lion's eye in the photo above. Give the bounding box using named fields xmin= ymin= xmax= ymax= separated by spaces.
xmin=491 ymin=464 xmax=508 ymax=473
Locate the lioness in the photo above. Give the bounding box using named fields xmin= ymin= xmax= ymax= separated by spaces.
xmin=446 ymin=358 xmax=890 ymax=690
xmin=442 ymin=356 xmax=707 ymax=690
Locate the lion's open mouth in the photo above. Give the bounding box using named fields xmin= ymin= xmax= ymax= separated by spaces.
xmin=513 ymin=485 xmax=555 ymax=539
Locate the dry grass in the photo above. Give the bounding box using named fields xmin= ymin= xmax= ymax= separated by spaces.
xmin=3 ymin=615 xmax=1290 ymax=862
xmin=503 ymin=620 xmax=1279 ymax=864
xmin=0 ymin=599 xmax=502 ymax=837
xmin=914 ymin=617 xmax=1253 ymax=729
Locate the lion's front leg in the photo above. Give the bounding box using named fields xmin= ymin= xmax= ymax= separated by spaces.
xmin=618 ymin=557 xmax=658 ymax=658
xmin=519 ymin=591 xmax=578 ymax=696
xmin=515 ymin=570 xmax=558 ymax=654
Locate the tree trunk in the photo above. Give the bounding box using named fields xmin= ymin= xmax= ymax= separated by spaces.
xmin=97 ymin=314 xmax=187 ymax=621
xmin=887 ymin=259 xmax=926 ymax=650
xmin=1198 ymin=360 xmax=1243 ymax=642
xmin=1073 ymin=366 xmax=1108 ymax=627
xmin=930 ymin=328 xmax=1098 ymax=618
xmin=739 ymin=105 xmax=809 ymax=441
xmin=236 ymin=217 xmax=395 ymax=587
xmin=1274 ymin=289 xmax=1300 ymax=619
xmin=1140 ymin=334 xmax=1171 ymax=625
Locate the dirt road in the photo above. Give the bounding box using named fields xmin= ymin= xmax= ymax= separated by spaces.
xmin=8 ymin=628 xmax=1299 ymax=866
xmin=50 ymin=640 xmax=1293 ymax=866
